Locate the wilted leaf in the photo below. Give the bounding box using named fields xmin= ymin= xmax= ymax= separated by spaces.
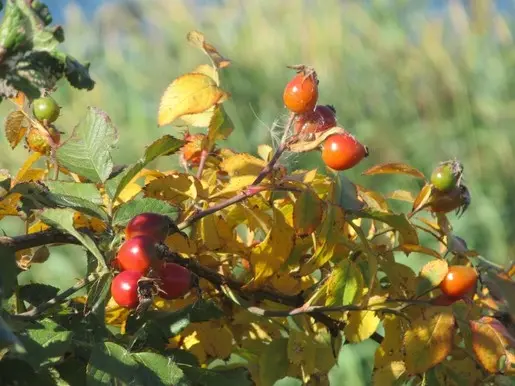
xmin=187 ymin=30 xmax=231 ymax=69
xmin=404 ymin=307 xmax=455 ymax=374
xmin=56 ymin=107 xmax=117 ymax=183
xmin=471 ymin=316 xmax=515 ymax=374
xmin=287 ymin=330 xmax=316 ymax=374
xmin=293 ymin=189 xmax=324 ymax=237
xmin=5 ymin=110 xmax=28 ymax=149
xmin=158 ymin=73 xmax=229 ymax=127
xmin=250 ymin=207 xmax=295 ymax=285
xmin=325 ymin=260 xmax=364 ymax=306
xmin=220 ymin=153 xmax=266 ymax=177
xmin=363 ymin=162 xmax=426 ymax=179
xmin=416 ymin=259 xmax=449 ymax=296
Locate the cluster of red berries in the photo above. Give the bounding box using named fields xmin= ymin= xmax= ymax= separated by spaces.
xmin=110 ymin=213 xmax=193 ymax=309
xmin=26 ymin=96 xmax=62 ymax=155
xmin=282 ymin=65 xmax=368 ymax=171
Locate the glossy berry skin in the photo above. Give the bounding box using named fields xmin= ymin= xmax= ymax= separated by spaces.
xmin=125 ymin=212 xmax=169 ymax=243
xmin=321 ymin=133 xmax=368 ymax=171
xmin=431 ymin=164 xmax=457 ymax=193
xmin=440 ymin=265 xmax=478 ymax=299
xmin=293 ymin=105 xmax=337 ymax=135
xmin=115 ymin=235 xmax=157 ymax=274
xmin=158 ymin=263 xmax=192 ymax=300
xmin=283 ymin=71 xmax=319 ymax=114
xmin=26 ymin=126 xmax=61 ymax=154
xmin=111 ymin=270 xmax=142 ymax=308
xmin=32 ymin=96 xmax=60 ymax=123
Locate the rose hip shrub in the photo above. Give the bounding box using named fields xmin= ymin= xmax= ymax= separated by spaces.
xmin=0 ymin=4 xmax=514 ymax=386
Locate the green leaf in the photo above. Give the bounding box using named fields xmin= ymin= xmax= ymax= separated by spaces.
xmin=112 ymin=197 xmax=179 ymax=227
xmin=54 ymin=358 xmax=88 ymax=386
xmin=0 ymin=314 xmax=25 ymax=353
xmin=39 ymin=208 xmax=106 ymax=270
xmin=15 ymin=318 xmax=72 ymax=368
xmin=56 ymin=107 xmax=117 ymax=184
xmin=260 ymin=338 xmax=289 ymax=386
xmin=86 ymin=272 xmax=112 ymax=320
xmin=356 ymin=209 xmax=419 ymax=245
xmin=183 ymin=366 xmax=253 ymax=386
xmin=132 ymin=352 xmax=186 ymax=385
xmin=12 ymin=181 xmax=108 ymax=221
xmin=335 ymin=173 xmax=363 ymax=212
xmin=207 ymin=105 xmax=234 ymax=146
xmin=86 ymin=341 xmax=139 ymax=386
xmin=325 ymin=260 xmax=364 ymax=306
xmin=293 ymin=188 xmax=324 ymax=237
xmin=18 ymin=283 xmax=59 ymax=307
xmin=0 ymin=358 xmax=56 ymax=386
xmin=126 ymin=300 xmax=224 ymax=337
xmin=45 ymin=181 xmax=103 ymax=205
xmin=0 ymin=245 xmax=18 ymax=299
xmin=274 ymin=377 xmax=303 ymax=386
xmin=105 ymin=135 xmax=184 ymax=200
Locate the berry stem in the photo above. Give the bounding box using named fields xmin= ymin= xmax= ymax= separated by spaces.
xmin=196 ymin=149 xmax=209 ymax=180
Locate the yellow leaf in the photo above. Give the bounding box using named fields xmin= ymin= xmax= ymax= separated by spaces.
xmin=210 ymin=175 xmax=257 ymax=198
xmin=287 ymin=330 xmax=316 ymax=373
xmin=257 ymin=144 xmax=273 ymax=162
xmin=144 ymin=173 xmax=205 ymax=203
xmin=471 ymin=316 xmax=515 ymax=375
xmin=0 ymin=193 xmax=21 ymax=219
xmin=374 ymin=315 xmax=405 ymax=368
xmin=196 ymin=321 xmax=234 ymax=360
xmin=157 ymin=73 xmax=229 ymax=127
xmin=116 ymin=181 xmax=142 ymax=204
xmin=372 ymin=361 xmax=406 ymax=386
xmin=164 ymin=232 xmax=198 ymax=255
xmin=193 ymin=213 xmax=243 ymax=251
xmin=73 ymin=212 xmax=107 ymax=233
xmin=186 ymin=30 xmax=231 ymax=69
xmin=250 ymin=207 xmax=295 ymax=285
xmin=105 ymin=296 xmax=130 ymax=328
xmin=15 ymin=168 xmax=47 ymax=184
xmin=220 ymin=153 xmax=266 ymax=177
xmin=404 ymin=307 xmax=455 ymax=374
xmin=325 ymin=260 xmax=364 ymax=307
xmin=270 ymin=272 xmax=304 ymax=296
xmin=5 ymin=110 xmax=28 ymax=149
xmin=12 ymin=152 xmax=42 ymax=186
xmin=293 ymin=189 xmax=324 ymax=237
xmin=193 ymin=64 xmax=219 ymax=84
xmin=28 ymin=220 xmax=50 ymax=233
xmin=344 ymin=309 xmax=381 ymax=343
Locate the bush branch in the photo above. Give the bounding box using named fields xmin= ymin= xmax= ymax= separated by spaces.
xmin=0 ymin=229 xmax=80 ymax=251
xmin=13 ymin=273 xmax=99 ymax=320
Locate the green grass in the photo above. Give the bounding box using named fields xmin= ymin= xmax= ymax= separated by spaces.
xmin=1 ymin=1 xmax=514 ymax=383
